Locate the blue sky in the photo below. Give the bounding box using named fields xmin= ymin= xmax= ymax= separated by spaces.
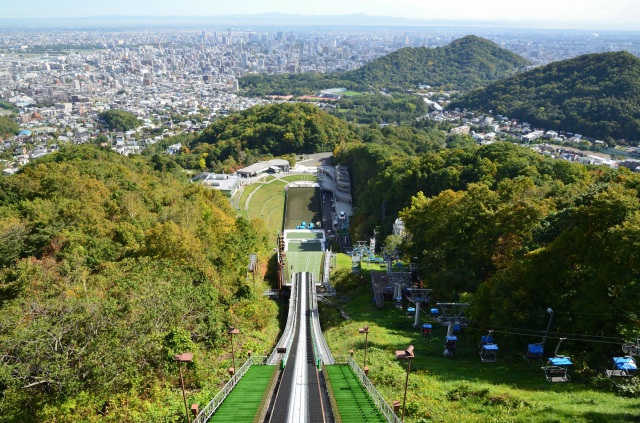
xmin=3 ymin=0 xmax=640 ymax=29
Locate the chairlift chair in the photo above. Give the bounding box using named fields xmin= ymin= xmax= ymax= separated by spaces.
xmin=430 ymin=308 xmax=440 ymax=321
xmin=422 ymin=323 xmax=432 ymax=338
xmin=444 ymin=335 xmax=457 ymax=358
xmin=480 ymin=330 xmax=499 ymax=363
xmin=605 ymin=356 xmax=637 ymax=378
xmin=542 ymin=338 xmax=572 ymax=382
xmin=524 ymin=343 xmax=544 ymax=365
xmin=395 ymin=296 xmax=403 ymax=309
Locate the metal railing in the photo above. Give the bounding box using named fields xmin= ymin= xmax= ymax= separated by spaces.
xmin=309 ymin=274 xmax=335 ymax=365
xmin=319 ymin=250 xmax=336 ymax=296
xmin=308 ymin=275 xmax=320 ymax=369
xmin=310 ymin=275 xmax=335 ymax=365
xmin=267 ymin=273 xmax=298 ymax=364
xmin=192 ymin=355 xmax=267 ymax=423
xmin=335 ymin=355 xmax=401 ymax=423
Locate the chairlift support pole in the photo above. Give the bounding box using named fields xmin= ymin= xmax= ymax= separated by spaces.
xmin=554 ymin=337 xmax=566 ymax=357
xmin=542 ymin=308 xmax=553 ymax=348
xmin=407 ymin=288 xmax=432 ymax=328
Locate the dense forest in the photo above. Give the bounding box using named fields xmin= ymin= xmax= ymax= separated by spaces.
xmin=170 ymin=103 xmax=359 ymax=172
xmin=331 ymin=93 xmax=428 ymax=125
xmin=98 ymin=109 xmax=142 ymax=132
xmin=449 ymin=51 xmax=640 ymax=143
xmin=240 ymin=35 xmax=531 ymax=96
xmin=1 ymin=96 xmax=639 ymax=422
xmin=336 ymin=138 xmax=640 ymax=361
xmin=0 ymin=146 xmax=278 ymax=422
xmin=0 ymin=115 xmax=20 ymax=139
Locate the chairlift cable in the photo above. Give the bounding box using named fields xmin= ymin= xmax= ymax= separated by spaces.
xmin=463 ymin=323 xmax=627 ymax=342
xmin=476 ymin=305 xmax=634 ymax=318
xmin=463 ymin=325 xmax=625 ymax=346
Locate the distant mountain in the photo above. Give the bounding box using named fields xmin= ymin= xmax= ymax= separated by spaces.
xmin=449 ymin=51 xmax=640 ymax=143
xmin=241 ymin=35 xmax=531 ymax=95
xmin=349 ymin=35 xmax=532 ymax=91
xmin=0 ymin=13 xmax=618 ymax=30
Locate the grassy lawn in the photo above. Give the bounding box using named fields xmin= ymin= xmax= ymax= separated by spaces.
xmin=237 ymin=183 xmax=262 ymax=211
xmin=280 ymin=174 xmax=318 ymax=182
xmin=237 ymin=175 xmax=317 ymax=243
xmin=342 ymin=91 xmax=363 ymax=96
xmin=245 ymin=180 xmax=286 ymax=244
xmin=323 ymin=254 xmax=640 ymax=423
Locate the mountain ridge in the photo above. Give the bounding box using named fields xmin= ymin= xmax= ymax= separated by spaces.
xmin=241 ymin=35 xmax=532 ymax=95
xmin=449 ymin=50 xmax=640 ymax=143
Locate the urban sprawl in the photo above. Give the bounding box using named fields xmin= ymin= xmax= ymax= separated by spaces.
xmin=2 ymin=27 xmax=640 ymax=175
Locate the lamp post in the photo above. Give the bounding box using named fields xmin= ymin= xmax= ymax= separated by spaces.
xmin=228 ymin=326 xmax=240 ymax=374
xmin=395 ymin=345 xmax=415 ymax=422
xmin=358 ymin=326 xmax=370 ymax=374
xmin=173 ymin=352 xmax=193 ymax=423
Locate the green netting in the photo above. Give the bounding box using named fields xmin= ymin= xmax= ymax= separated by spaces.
xmin=210 ymin=365 xmax=276 ymax=422
xmin=326 ymin=365 xmax=386 ymax=423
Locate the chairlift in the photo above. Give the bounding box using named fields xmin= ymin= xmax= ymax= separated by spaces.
xmin=444 ymin=335 xmax=457 ymax=358
xmin=605 ymin=356 xmax=637 ymax=378
xmin=524 ymin=343 xmax=544 ymax=364
xmin=394 ymin=296 xmax=403 ymax=309
xmin=524 ymin=307 xmax=553 ymax=365
xmin=606 ymin=341 xmax=638 ymax=378
xmin=421 ymin=323 xmax=432 ymax=338
xmin=542 ymin=338 xmax=572 ymax=382
xmin=479 ymin=330 xmax=499 ymax=363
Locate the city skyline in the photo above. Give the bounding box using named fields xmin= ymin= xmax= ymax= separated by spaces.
xmin=2 ymin=0 xmax=640 ymax=31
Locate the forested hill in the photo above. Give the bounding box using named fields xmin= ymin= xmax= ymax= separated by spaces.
xmin=449 ymin=51 xmax=640 ymax=143
xmin=336 ymin=139 xmax=640 ymax=363
xmin=174 ymin=103 xmax=358 ymax=172
xmin=240 ymin=35 xmax=531 ymax=96
xmin=0 ymin=146 xmax=278 ymax=421
xmin=347 ymin=35 xmax=531 ymax=91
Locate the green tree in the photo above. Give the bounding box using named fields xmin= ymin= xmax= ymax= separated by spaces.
xmin=0 ymin=115 xmax=19 ymax=139
xmin=98 ymin=109 xmax=142 ymax=132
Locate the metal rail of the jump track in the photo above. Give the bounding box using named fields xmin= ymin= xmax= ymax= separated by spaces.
xmin=310 ymin=272 xmax=334 ymax=365
xmin=267 ymin=272 xmax=299 ymax=365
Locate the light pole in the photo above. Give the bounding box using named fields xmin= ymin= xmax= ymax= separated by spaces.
xmin=173 ymin=352 xmax=193 ymax=423
xmin=358 ymin=326 xmax=370 ymax=374
xmin=228 ymin=326 xmax=240 ymax=375
xmin=395 ymin=345 xmax=415 ymax=422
